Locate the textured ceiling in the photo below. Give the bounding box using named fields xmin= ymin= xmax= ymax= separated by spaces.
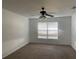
xmin=3 ymin=0 xmax=76 ymax=17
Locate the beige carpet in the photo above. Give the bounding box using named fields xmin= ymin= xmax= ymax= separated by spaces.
xmin=4 ymin=43 xmax=76 ymax=59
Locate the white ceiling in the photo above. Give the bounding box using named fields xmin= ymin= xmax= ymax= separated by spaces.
xmin=3 ymin=0 xmax=76 ymax=17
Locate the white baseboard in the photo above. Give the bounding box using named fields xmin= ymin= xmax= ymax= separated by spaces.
xmin=2 ymin=42 xmax=29 ymax=58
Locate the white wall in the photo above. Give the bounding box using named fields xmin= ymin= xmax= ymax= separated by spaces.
xmin=71 ymin=13 xmax=76 ymax=50
xmin=29 ymin=16 xmax=71 ymax=45
xmin=2 ymin=9 xmax=29 ymax=58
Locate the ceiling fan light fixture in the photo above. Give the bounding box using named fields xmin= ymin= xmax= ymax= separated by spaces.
xmin=39 ymin=15 xmax=47 ymax=19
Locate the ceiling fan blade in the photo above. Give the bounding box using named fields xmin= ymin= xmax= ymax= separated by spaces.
xmin=45 ymin=13 xmax=54 ymax=17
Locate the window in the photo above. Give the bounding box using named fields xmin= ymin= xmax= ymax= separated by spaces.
xmin=38 ymin=22 xmax=58 ymax=39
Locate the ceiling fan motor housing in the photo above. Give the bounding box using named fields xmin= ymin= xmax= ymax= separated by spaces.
xmin=40 ymin=11 xmax=46 ymax=16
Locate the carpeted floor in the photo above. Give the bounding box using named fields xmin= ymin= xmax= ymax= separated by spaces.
xmin=4 ymin=43 xmax=76 ymax=59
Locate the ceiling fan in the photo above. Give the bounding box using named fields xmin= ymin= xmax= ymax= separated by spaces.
xmin=40 ymin=7 xmax=54 ymax=18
